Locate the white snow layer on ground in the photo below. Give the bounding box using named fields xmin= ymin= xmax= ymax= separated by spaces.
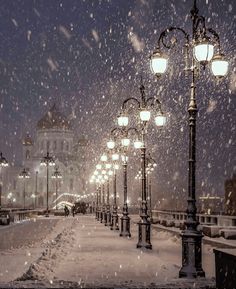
xmin=0 ymin=215 xmax=216 ymax=288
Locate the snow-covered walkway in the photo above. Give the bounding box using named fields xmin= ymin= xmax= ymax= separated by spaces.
xmin=0 ymin=215 xmax=216 ymax=288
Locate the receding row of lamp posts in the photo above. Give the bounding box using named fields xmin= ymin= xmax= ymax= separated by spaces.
xmin=91 ymin=78 xmax=167 ymax=246
xmin=0 ymin=151 xmax=62 ymax=214
xmin=92 ymin=0 xmax=229 ymax=279
xmin=20 ymin=152 xmax=62 ymax=215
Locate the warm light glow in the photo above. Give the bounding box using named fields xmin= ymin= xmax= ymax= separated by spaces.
xmin=150 ymin=49 xmax=168 ymax=76
xmin=140 ymin=110 xmax=151 ymax=122
xmin=121 ymin=155 xmax=128 ymax=162
xmin=105 ymin=163 xmax=112 ymax=169
xmin=49 ymin=160 xmax=55 ymax=166
xmin=112 ymin=153 xmax=119 ymax=161
xmin=155 ymin=114 xmax=167 ymax=126
xmin=107 ymin=139 xmax=115 ymax=149
xmin=193 ymin=41 xmax=214 ymax=63
xmin=117 ymin=114 xmax=128 ymax=127
xmin=101 ymin=154 xmax=108 ymax=162
xmin=211 ymin=54 xmax=229 ymax=78
xmin=121 ymin=138 xmax=130 ymax=147
xmin=108 ymin=170 xmax=113 ymax=176
xmin=114 ymin=164 xmax=119 ymax=170
xmin=134 ymin=140 xmax=143 ymax=149
xmin=96 ymin=164 xmax=102 ymax=170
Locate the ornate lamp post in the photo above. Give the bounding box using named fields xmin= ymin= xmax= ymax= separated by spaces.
xmin=0 ymin=152 xmax=9 ymax=210
xmin=107 ymin=127 xmax=142 ymax=237
xmin=146 ymin=154 xmax=157 ymax=223
xmin=40 ymin=152 xmax=55 ymax=217
xmin=118 ymin=79 xmax=166 ymax=249
xmin=150 ymin=0 xmax=229 ymax=278
xmin=52 ymin=167 xmax=62 ymax=210
xmin=110 ymin=153 xmax=120 ymax=231
xmin=19 ymin=168 xmax=30 ymax=209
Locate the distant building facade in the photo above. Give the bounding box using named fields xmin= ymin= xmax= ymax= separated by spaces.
xmin=225 ymin=174 xmax=236 ymax=215
xmin=3 ymin=104 xmax=90 ymax=209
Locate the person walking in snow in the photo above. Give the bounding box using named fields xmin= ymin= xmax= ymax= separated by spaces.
xmin=64 ymin=205 xmax=69 ymax=217
xmin=71 ymin=205 xmax=75 ymax=217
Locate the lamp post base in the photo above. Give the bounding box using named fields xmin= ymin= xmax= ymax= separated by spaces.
xmin=120 ymin=215 xmax=131 ymax=237
xmin=105 ymin=210 xmax=111 ymax=226
xmin=179 ymin=229 xmax=205 ymax=278
xmin=99 ymin=210 xmax=103 ymax=223
xmin=136 ymin=218 xmax=152 ymax=249
xmin=102 ymin=210 xmax=107 ymax=224
xmin=45 ymin=211 xmax=49 ymax=218
xmin=110 ymin=213 xmax=119 ymax=231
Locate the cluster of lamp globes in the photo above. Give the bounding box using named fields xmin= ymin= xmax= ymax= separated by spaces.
xmin=90 ymin=155 xmax=119 ymax=184
xmin=135 ymin=161 xmax=157 ymax=180
xmin=150 ymin=41 xmax=229 ymax=78
xmin=107 ymin=112 xmax=166 ymax=151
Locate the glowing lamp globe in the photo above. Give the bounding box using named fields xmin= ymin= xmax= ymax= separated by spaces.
xmin=211 ymin=53 xmax=229 ymax=78
xmin=150 ymin=49 xmax=168 ymax=77
xmin=193 ymin=40 xmax=214 ymax=63
xmin=134 ymin=140 xmax=143 ymax=149
xmin=105 ymin=163 xmax=112 ymax=169
xmin=118 ymin=114 xmax=129 ymax=127
xmin=121 ymin=138 xmax=130 ymax=147
xmin=101 ymin=154 xmax=108 ymax=162
xmin=112 ymin=153 xmax=119 ymax=161
xmin=107 ymin=139 xmax=115 ymax=149
xmin=140 ymin=110 xmax=151 ymax=122
xmin=96 ymin=164 xmax=102 ymax=170
xmin=155 ymin=114 xmax=167 ymax=126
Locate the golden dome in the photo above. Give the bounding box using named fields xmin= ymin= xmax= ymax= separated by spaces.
xmin=37 ymin=104 xmax=71 ymax=130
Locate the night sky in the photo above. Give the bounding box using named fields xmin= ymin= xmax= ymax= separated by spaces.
xmin=0 ymin=0 xmax=235 ymax=203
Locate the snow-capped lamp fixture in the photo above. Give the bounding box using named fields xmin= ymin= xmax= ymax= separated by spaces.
xmin=96 ymin=164 xmax=102 ymax=170
xmin=107 ymin=139 xmax=115 ymax=149
xmin=193 ymin=37 xmax=214 ymax=64
xmin=117 ymin=113 xmax=128 ymax=127
xmin=155 ymin=112 xmax=167 ymax=127
xmin=112 ymin=153 xmax=119 ymax=161
xmin=100 ymin=154 xmax=108 ymax=162
xmin=211 ymin=53 xmax=229 ymax=78
xmin=150 ymin=48 xmax=168 ymax=77
xmin=139 ymin=109 xmax=151 ymax=122
xmin=133 ymin=139 xmax=143 ymax=149
xmin=149 ymin=0 xmax=229 ymax=280
xmin=121 ymin=137 xmax=130 ymax=147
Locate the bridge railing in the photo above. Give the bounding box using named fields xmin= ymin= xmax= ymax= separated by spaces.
xmin=152 ymin=210 xmax=236 ymax=229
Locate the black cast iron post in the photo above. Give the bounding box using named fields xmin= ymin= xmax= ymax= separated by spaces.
xmin=105 ymin=180 xmax=111 ymax=226
xmin=111 ymin=171 xmax=119 ymax=230
xmin=120 ymin=154 xmax=131 ymax=237
xmin=137 ymin=129 xmax=152 ymax=249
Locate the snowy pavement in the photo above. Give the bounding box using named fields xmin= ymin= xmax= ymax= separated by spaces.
xmin=0 ymin=215 xmax=216 ymax=288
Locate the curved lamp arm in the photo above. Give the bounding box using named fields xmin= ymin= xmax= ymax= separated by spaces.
xmin=121 ymin=97 xmax=140 ymax=110
xmin=157 ymin=26 xmax=190 ymax=50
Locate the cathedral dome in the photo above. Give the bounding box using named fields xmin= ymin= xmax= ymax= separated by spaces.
xmin=37 ymin=104 xmax=71 ymax=130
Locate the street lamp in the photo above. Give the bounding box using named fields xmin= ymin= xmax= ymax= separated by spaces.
xmin=19 ymin=168 xmax=30 ymax=209
xmin=146 ymin=154 xmax=157 ymax=223
xmin=52 ymin=167 xmax=62 ymax=210
xmin=107 ymin=127 xmax=141 ymax=237
xmin=118 ymin=78 xmax=166 ymax=249
xmin=40 ymin=152 xmax=55 ymax=217
xmin=150 ymin=0 xmax=229 ymax=278
xmin=0 ymin=152 xmax=9 ymax=210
